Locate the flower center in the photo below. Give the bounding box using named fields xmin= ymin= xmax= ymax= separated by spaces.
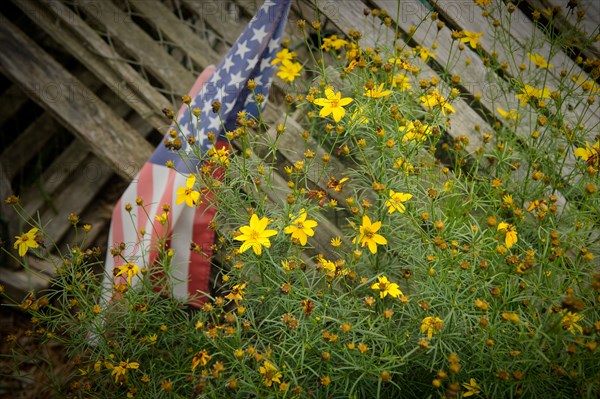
xmin=330 ymin=99 xmax=339 ymax=108
xmin=249 ymin=230 xmax=261 ymax=241
xmin=379 ymin=282 xmax=388 ymax=291
xmin=296 ymin=221 xmax=304 ymax=229
xmin=364 ymin=227 xmax=375 ymax=239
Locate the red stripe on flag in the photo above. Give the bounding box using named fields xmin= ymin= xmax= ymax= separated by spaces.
xmin=187 ymin=141 xmax=229 ymax=306
xmin=147 ymin=168 xmax=178 ymax=286
xmin=187 ymin=198 xmax=216 ymax=307
xmin=110 ymin=197 xmax=128 ymax=288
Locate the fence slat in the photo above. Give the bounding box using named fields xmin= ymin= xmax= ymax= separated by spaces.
xmin=0 ymin=19 xmax=153 ymax=180
xmin=525 ymin=0 xmax=600 ymax=60
xmin=0 ymin=85 xmax=28 ymax=126
xmin=128 ymin=0 xmax=220 ymax=69
xmin=432 ymin=0 xmax=599 ymax=136
xmin=310 ymin=0 xmax=488 ymax=154
xmin=13 ymin=0 xmax=170 ymax=131
xmin=75 ymin=0 xmax=195 ymax=95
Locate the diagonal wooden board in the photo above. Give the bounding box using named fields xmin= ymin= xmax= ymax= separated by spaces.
xmin=309 ymin=0 xmax=489 ymax=154
xmin=0 ymin=20 xmax=153 ymax=180
xmin=428 ymin=0 xmax=599 ymax=135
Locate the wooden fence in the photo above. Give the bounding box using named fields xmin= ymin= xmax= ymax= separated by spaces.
xmin=0 ymin=0 xmax=598 ymax=299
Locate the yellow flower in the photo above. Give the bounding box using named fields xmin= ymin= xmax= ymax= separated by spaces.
xmin=115 ymin=262 xmax=140 ymax=285
xmin=155 ymin=212 xmax=168 ymax=225
xmin=318 ymin=256 xmax=337 ymax=278
xmin=572 ymin=73 xmax=599 ymax=94
xmin=13 ymin=227 xmax=40 ymax=257
xmin=225 ymin=282 xmax=247 ymax=304
xmin=330 ymin=236 xmax=342 ymax=247
xmin=574 ymin=140 xmax=599 ymax=167
xmin=421 ymin=316 xmax=444 ymax=339
xmin=364 ymin=83 xmax=392 ymax=98
xmin=385 ymin=190 xmax=413 ymax=214
xmin=277 ymin=60 xmax=303 ymax=83
xmin=345 ymin=42 xmax=361 ymax=61
xmin=234 ymin=214 xmax=278 ymax=255
xmin=561 ymin=311 xmax=584 ymax=334
xmin=502 ymin=194 xmax=514 ymax=208
xmin=284 ymin=210 xmax=318 ymax=246
xmin=497 ymin=107 xmax=519 ymax=120
xmin=497 ymin=222 xmax=518 ymax=248
xmin=399 ymin=121 xmax=432 ymax=142
xmin=191 ymin=350 xmax=211 ymax=372
xmin=327 ymin=176 xmax=349 ymax=192
xmin=393 ymin=158 xmax=415 ymax=175
xmin=350 ymin=107 xmax=369 ymax=124
xmin=371 ymin=276 xmax=403 ymax=299
xmin=271 ymin=48 xmax=295 ymax=65
xmin=391 ymin=73 xmax=412 ymax=91
xmin=207 ymin=146 xmax=230 ymax=167
xmin=460 ymin=30 xmax=483 ymax=49
xmin=175 ymin=175 xmax=201 ymax=207
xmin=389 ymin=56 xmax=410 ymax=68
xmin=474 ymin=298 xmax=489 ymax=311
xmin=313 ymin=87 xmax=353 ymax=123
xmin=281 ymin=259 xmax=293 ymax=272
xmin=443 ymin=179 xmax=454 ymax=192
xmin=106 ymin=359 xmax=139 ymax=383
xmin=501 ymin=312 xmax=520 ymax=323
xmin=515 ymin=84 xmax=551 ymax=106
xmin=259 ymin=360 xmax=282 ymax=387
xmin=462 ymin=378 xmax=481 ymax=397
xmin=415 ymin=46 xmax=435 ymax=62
xmin=353 ymin=215 xmax=387 ymax=254
xmin=528 ymin=52 xmax=553 ymax=69
xmin=420 ymin=89 xmax=455 ymax=115
xmin=321 ymin=35 xmax=348 ymax=51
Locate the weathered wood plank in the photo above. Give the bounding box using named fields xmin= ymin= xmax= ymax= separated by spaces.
xmin=181 ymin=0 xmax=245 ymax=46
xmin=432 ymin=0 xmax=599 ymax=136
xmin=375 ymin=0 xmax=530 ymax=134
xmin=1 ymin=267 xmax=52 ymax=301
xmin=310 ymin=0 xmax=487 ymax=154
xmin=0 ymin=19 xmax=153 ymax=180
xmin=0 ymin=85 xmax=28 ymax=126
xmin=0 ymin=115 xmax=61 ymax=181
xmin=373 ymin=0 xmax=580 ymax=181
xmin=22 ymin=87 xmax=156 ymax=244
xmin=35 ymin=151 xmax=114 ymax=243
xmin=0 ymin=163 xmax=19 ymax=269
xmin=60 ymin=183 xmax=117 ymax=251
xmin=0 ymin=68 xmax=105 ymax=181
xmin=7 ymin=97 xmax=153 ymax=298
xmin=526 ymin=0 xmax=600 ymax=59
xmin=75 ymin=0 xmax=195 ymax=95
xmin=128 ymin=0 xmax=220 ymax=70
xmin=13 ymin=0 xmax=170 ymax=130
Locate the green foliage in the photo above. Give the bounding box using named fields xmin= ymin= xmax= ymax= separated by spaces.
xmin=3 ymin=2 xmax=600 ymax=398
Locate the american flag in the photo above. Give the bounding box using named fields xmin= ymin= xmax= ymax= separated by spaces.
xmin=102 ymin=0 xmax=292 ymax=307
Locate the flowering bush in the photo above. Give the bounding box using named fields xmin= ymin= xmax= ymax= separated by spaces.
xmin=3 ymin=2 xmax=600 ymax=398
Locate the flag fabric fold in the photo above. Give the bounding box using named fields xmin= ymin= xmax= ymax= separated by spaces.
xmin=102 ymin=0 xmax=292 ymax=307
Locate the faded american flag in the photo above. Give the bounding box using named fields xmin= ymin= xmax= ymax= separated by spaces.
xmin=102 ymin=0 xmax=292 ymax=307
